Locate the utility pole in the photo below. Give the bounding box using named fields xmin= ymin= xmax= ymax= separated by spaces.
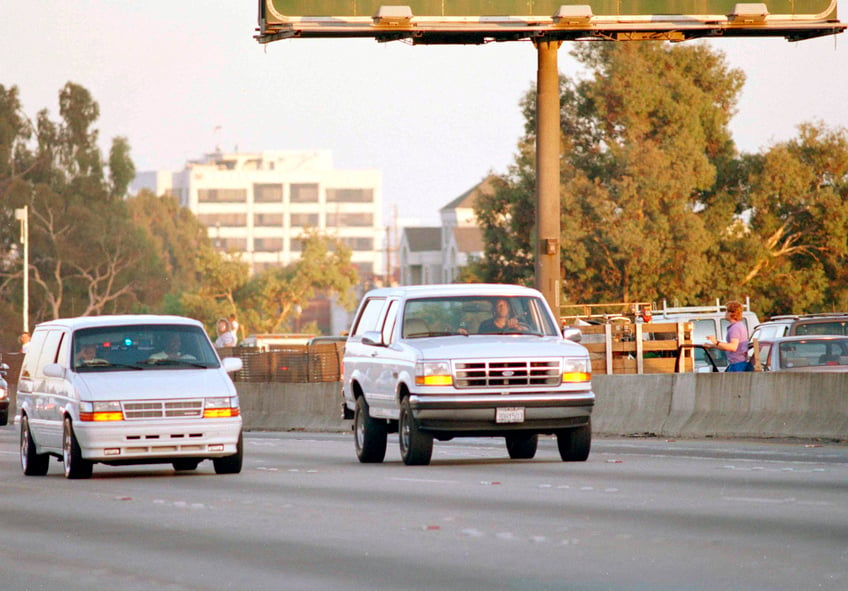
xmin=14 ymin=205 xmax=29 ymax=332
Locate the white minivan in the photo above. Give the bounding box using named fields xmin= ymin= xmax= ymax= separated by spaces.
xmin=17 ymin=315 xmax=244 ymax=478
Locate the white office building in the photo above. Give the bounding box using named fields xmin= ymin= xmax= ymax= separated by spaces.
xmin=131 ymin=150 xmax=384 ymax=278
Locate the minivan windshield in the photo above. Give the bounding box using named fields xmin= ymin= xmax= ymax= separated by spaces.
xmin=402 ymin=295 xmax=558 ymax=338
xmin=72 ymin=324 xmax=220 ymax=371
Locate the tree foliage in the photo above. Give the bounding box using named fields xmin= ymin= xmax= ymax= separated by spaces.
xmin=477 ymin=42 xmax=828 ymax=315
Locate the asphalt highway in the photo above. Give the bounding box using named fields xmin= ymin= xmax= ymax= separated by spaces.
xmin=1 ymin=427 xmax=845 ymax=591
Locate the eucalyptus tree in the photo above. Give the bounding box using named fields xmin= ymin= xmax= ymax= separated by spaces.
xmin=0 ymin=82 xmax=168 ymax=323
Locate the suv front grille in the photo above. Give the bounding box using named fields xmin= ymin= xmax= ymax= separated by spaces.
xmin=454 ymin=360 xmax=561 ymax=388
xmin=123 ymin=400 xmax=204 ymax=419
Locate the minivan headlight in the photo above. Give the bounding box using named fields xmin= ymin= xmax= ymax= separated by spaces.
xmin=415 ymin=361 xmax=453 ymax=386
xmin=562 ymin=358 xmax=591 ymax=383
xmin=204 ymin=396 xmax=240 ymax=418
xmin=80 ymin=400 xmax=124 ymax=421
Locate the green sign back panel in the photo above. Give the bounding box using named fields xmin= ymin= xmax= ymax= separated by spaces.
xmin=265 ymin=0 xmax=834 ymax=17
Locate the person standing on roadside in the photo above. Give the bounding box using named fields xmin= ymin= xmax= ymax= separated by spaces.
xmin=214 ymin=318 xmax=236 ymax=348
xmin=19 ymin=331 xmax=31 ymax=353
xmin=705 ymin=301 xmax=751 ymax=372
xmin=229 ymin=313 xmax=240 ymax=340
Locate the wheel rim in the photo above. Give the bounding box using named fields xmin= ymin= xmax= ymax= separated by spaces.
xmin=355 ymin=407 xmax=365 ymax=451
xmin=20 ymin=419 xmax=29 ymax=472
xmin=63 ymin=423 xmax=71 ymax=477
xmin=400 ymin=408 xmax=410 ymax=455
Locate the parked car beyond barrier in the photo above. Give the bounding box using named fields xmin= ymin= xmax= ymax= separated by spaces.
xmin=754 ymin=335 xmax=848 ymax=372
xmin=0 ymin=362 xmax=9 ymax=426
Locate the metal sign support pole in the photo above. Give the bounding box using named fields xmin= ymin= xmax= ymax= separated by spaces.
xmin=534 ymin=39 xmax=562 ymax=316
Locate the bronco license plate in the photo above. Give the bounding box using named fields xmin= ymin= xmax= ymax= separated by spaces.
xmin=496 ymin=407 xmax=525 ymax=424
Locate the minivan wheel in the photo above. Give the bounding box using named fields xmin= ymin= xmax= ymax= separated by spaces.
xmin=354 ymin=396 xmax=387 ymax=463
xmin=505 ymin=433 xmax=538 ymax=460
xmin=399 ymin=398 xmax=433 ymax=466
xmin=21 ymin=415 xmax=50 ymax=476
xmin=173 ymin=459 xmax=201 ymax=471
xmin=556 ymin=422 xmax=591 ymax=462
xmin=213 ymin=431 xmax=243 ymax=474
xmin=63 ymin=417 xmax=93 ymax=479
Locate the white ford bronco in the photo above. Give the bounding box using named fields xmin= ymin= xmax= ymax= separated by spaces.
xmin=342 ymin=284 xmax=594 ymax=465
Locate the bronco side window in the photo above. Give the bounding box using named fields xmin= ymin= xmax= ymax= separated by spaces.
xmin=352 ymin=298 xmax=386 ymax=337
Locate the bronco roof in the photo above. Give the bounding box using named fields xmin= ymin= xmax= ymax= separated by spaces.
xmin=362 ymin=283 xmax=543 ymax=299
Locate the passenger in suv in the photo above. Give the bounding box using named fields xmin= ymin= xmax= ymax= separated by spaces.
xmin=342 ymin=284 xmax=595 ymax=466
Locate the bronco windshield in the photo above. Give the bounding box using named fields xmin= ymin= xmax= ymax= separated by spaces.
xmin=402 ymin=295 xmax=558 ymax=338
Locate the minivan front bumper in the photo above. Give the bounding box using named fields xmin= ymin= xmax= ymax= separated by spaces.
xmin=74 ymin=417 xmax=243 ymax=461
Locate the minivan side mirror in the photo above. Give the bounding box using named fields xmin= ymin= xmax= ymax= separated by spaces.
xmin=43 ymin=363 xmax=66 ymax=378
xmin=562 ymin=327 xmax=582 ymax=343
xmin=221 ymin=357 xmax=243 ymax=373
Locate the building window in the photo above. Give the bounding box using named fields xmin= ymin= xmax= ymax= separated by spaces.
xmin=290 ymin=183 xmax=319 ymax=203
xmin=327 ymin=212 xmax=373 ymax=227
xmin=326 ymin=188 xmax=373 ymax=203
xmin=253 ymin=238 xmax=283 ymax=252
xmin=254 ymin=183 xmax=282 ymax=203
xmin=198 ymin=188 xmax=247 ymax=203
xmin=254 ymin=213 xmax=283 ymax=227
xmin=197 ymin=213 xmax=247 ymax=226
xmin=354 ymin=262 xmax=374 ymax=276
xmin=290 ymin=213 xmax=319 ymax=227
xmin=218 ymin=238 xmax=247 ymax=250
xmin=341 ymin=237 xmax=374 ymax=251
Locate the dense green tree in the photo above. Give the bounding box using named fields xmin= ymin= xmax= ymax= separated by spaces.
xmin=179 ymin=248 xmax=251 ymax=335
xmin=0 ymin=83 xmax=171 ymax=331
xmin=476 ymin=42 xmax=746 ymax=306
xmin=740 ymin=123 xmax=848 ymax=314
xmin=247 ymin=230 xmax=360 ymax=334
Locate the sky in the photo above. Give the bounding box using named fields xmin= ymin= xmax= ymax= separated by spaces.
xmin=3 ymin=1 xmax=848 ymax=226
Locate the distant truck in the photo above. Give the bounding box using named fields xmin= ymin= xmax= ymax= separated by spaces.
xmin=238 ymin=333 xmax=316 ymax=349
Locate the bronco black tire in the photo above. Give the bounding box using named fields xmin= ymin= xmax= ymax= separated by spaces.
xmin=505 ymin=433 xmax=538 ymax=459
xmin=399 ymin=397 xmax=433 ymax=466
xmin=556 ymin=421 xmax=591 ymax=462
xmin=354 ymin=395 xmax=387 ymax=463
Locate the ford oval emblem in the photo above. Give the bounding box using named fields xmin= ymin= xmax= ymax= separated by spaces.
xmin=502 ymin=370 xmax=515 ymax=377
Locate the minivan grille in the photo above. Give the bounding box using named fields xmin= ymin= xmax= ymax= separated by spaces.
xmin=454 ymin=360 xmax=561 ymax=388
xmin=123 ymin=400 xmax=204 ymax=420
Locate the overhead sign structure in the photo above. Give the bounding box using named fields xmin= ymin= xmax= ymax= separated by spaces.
xmin=256 ymin=1 xmax=846 ymax=44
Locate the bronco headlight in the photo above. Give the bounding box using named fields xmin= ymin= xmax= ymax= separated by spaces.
xmin=415 ymin=361 xmax=453 ymax=386
xmin=562 ymin=358 xmax=591 ymax=383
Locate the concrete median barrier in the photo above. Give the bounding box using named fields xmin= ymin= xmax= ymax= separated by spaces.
xmin=234 ymin=374 xmax=848 ymax=441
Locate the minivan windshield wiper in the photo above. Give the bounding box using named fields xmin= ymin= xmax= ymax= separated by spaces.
xmin=144 ymin=358 xmax=214 ymax=369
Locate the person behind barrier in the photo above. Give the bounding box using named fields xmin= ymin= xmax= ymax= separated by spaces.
xmin=705 ymin=301 xmax=751 ymax=372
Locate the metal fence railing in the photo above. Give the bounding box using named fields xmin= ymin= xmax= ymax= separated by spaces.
xmin=1 ymin=338 xmax=346 ymax=386
xmin=218 ymin=337 xmax=346 ymax=383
